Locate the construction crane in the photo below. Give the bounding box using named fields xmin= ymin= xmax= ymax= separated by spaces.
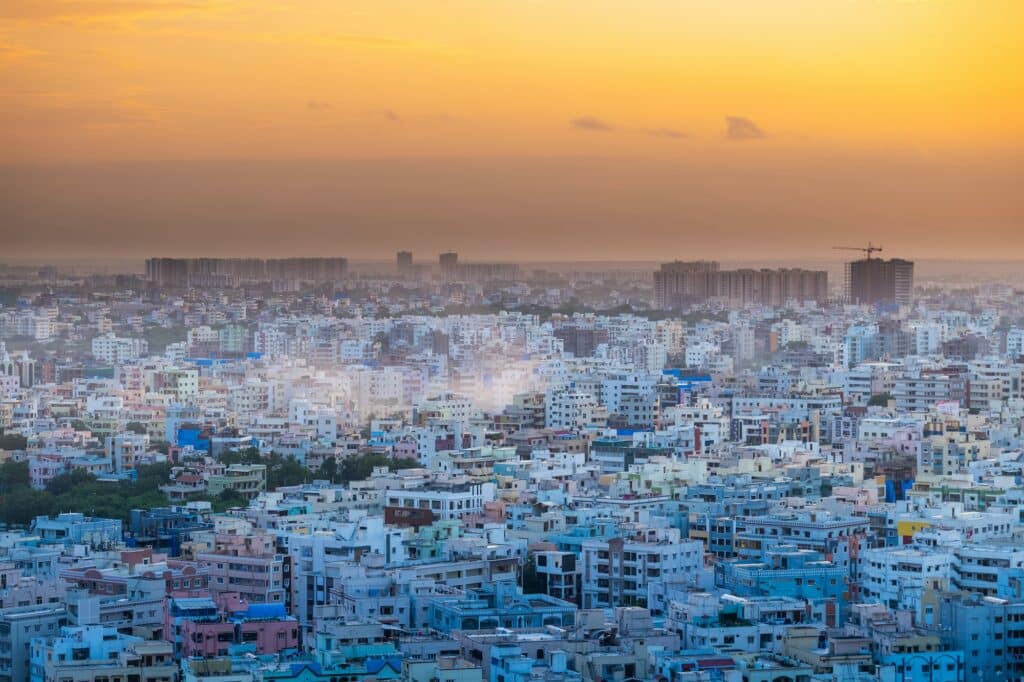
xmin=833 ymin=242 xmax=883 ymax=260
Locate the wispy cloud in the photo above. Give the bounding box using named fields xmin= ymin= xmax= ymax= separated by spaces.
xmin=645 ymin=127 xmax=689 ymax=140
xmin=570 ymin=116 xmax=615 ymax=132
xmin=304 ymin=33 xmax=417 ymax=50
xmin=725 ymin=116 xmax=766 ymax=141
xmin=0 ymin=43 xmax=45 ymax=64
xmin=306 ymin=100 xmax=332 ymax=111
xmin=0 ymin=0 xmax=209 ymax=26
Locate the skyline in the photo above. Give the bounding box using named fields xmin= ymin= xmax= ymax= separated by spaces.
xmin=2 ymin=1 xmax=1022 ymax=261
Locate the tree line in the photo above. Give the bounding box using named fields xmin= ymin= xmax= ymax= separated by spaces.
xmin=0 ymin=449 xmax=419 ymax=528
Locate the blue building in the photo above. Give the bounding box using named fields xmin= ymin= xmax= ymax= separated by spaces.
xmin=428 ymin=582 xmax=576 ymax=632
xmin=128 ymin=506 xmax=212 ymax=556
xmin=30 ymin=625 xmax=176 ymax=682
xmin=938 ymin=592 xmax=1024 ymax=682
xmin=715 ymin=545 xmax=847 ymax=626
xmin=30 ymin=513 xmax=122 ymax=549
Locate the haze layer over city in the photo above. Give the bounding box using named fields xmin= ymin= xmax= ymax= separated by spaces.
xmin=1 ymin=2 xmax=1023 ymax=682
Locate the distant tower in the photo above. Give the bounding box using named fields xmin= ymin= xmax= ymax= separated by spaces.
xmin=439 ymin=252 xmax=458 ymax=280
xmin=847 ymin=258 xmax=914 ymax=305
xmin=397 ymin=251 xmax=413 ymax=271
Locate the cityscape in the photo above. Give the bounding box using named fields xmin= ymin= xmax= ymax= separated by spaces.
xmin=1 ymin=248 xmax=1024 ymax=682
xmin=2 ymin=1 xmax=1022 ymax=682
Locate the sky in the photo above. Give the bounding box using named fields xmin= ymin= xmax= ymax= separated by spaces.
xmin=1 ymin=0 xmax=1022 ymax=261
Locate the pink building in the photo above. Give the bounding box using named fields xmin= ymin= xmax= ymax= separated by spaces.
xmin=197 ymin=530 xmax=291 ymax=608
xmin=168 ymin=592 xmax=299 ymax=658
xmin=62 ymin=548 xmax=210 ymax=598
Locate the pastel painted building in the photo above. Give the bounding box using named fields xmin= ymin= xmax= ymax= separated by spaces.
xmin=196 ymin=524 xmax=290 ymax=607
xmin=427 ymin=582 xmax=576 ymax=632
xmin=167 ymin=593 xmax=299 ymax=658
xmin=29 ymin=625 xmax=176 ymax=682
xmin=715 ymin=545 xmax=848 ymax=626
xmin=30 ymin=513 xmax=122 ymax=549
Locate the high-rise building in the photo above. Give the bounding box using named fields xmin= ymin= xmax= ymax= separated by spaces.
xmin=653 ymin=261 xmax=720 ymax=309
xmin=396 ymin=251 xmax=413 ymax=270
xmin=437 ymin=252 xmax=518 ymax=282
xmin=144 ymin=257 xmax=348 ymax=287
xmin=654 ymin=261 xmax=827 ymax=309
xmin=439 ymin=252 xmax=459 ymax=279
xmin=846 ymin=258 xmax=914 ymax=305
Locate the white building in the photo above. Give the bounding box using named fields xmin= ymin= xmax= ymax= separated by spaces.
xmin=545 ymin=387 xmax=601 ymax=430
xmin=858 ymin=546 xmax=952 ymax=617
xmin=91 ymin=334 xmax=148 ymax=364
xmin=105 ymin=432 xmax=150 ymax=474
xmin=581 ymin=526 xmax=703 ymax=609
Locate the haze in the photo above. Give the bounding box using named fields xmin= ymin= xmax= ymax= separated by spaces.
xmin=1 ymin=0 xmax=1022 ymax=261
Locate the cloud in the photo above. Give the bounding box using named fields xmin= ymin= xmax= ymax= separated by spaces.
xmin=306 ymin=100 xmax=332 ymax=111
xmin=305 ymin=34 xmax=417 ymax=50
xmin=381 ymin=109 xmax=400 ymax=122
xmin=570 ymin=116 xmax=615 ymax=132
xmin=0 ymin=43 xmax=45 ymax=64
xmin=645 ymin=128 xmax=689 ymax=140
xmin=0 ymin=0 xmax=207 ymax=24
xmin=725 ymin=116 xmax=766 ymax=141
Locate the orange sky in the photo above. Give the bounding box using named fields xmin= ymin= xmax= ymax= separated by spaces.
xmin=1 ymin=0 xmax=1022 ymax=259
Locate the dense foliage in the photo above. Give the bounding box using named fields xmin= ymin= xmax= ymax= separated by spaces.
xmin=0 ymin=461 xmax=170 ymax=527
xmin=0 ymin=432 xmax=29 ymax=451
xmin=0 ymin=447 xmax=421 ymax=528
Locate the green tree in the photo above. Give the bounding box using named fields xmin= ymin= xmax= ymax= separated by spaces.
xmin=220 ymin=447 xmax=263 ymax=466
xmin=134 ymin=462 xmax=173 ymax=491
xmin=267 ymin=454 xmax=308 ymax=488
xmin=0 ymin=433 xmax=28 ymax=451
xmin=339 ymin=452 xmax=418 ymax=483
xmin=0 ymin=488 xmax=54 ymax=526
xmin=46 ymin=468 xmax=94 ymax=496
xmin=0 ymin=460 xmax=30 ymax=494
xmin=319 ymin=456 xmax=339 ymax=483
xmin=125 ymin=422 xmax=147 ymax=435
xmin=211 ymin=488 xmax=247 ymax=512
xmin=867 ymin=393 xmax=893 ymax=407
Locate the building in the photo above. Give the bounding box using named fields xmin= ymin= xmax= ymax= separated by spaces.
xmin=166 ymin=595 xmax=298 ymax=658
xmin=531 ymin=550 xmax=581 ymax=605
xmin=30 ymin=514 xmax=123 ymax=549
xmin=384 ymin=481 xmax=494 ymax=522
xmin=196 ymin=526 xmax=289 ymax=606
xmin=0 ymin=603 xmax=68 ymax=682
xmin=438 ymin=252 xmax=519 ymax=283
xmin=439 ymin=252 xmax=459 ymax=279
xmin=654 ymin=261 xmax=827 ymax=309
xmin=29 ymin=625 xmax=176 ymax=682
xmin=846 ymin=257 xmax=914 ymax=306
xmin=545 ymin=388 xmax=602 ymax=431
xmin=105 ymin=432 xmax=150 ymax=475
xmin=91 ymin=334 xmax=148 ymax=364
xmin=205 ymin=464 xmax=267 ymax=501
xmin=937 ymin=592 xmax=1024 ymax=682
xmin=581 ymin=527 xmax=703 ymax=609
xmin=145 ymin=257 xmax=348 ymax=287
xmin=858 ymin=547 xmax=952 ymax=616
xmin=426 ymin=582 xmax=576 ymax=632
xmin=715 ymin=546 xmax=847 ymax=626
xmin=654 ymin=261 xmax=721 ymax=309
